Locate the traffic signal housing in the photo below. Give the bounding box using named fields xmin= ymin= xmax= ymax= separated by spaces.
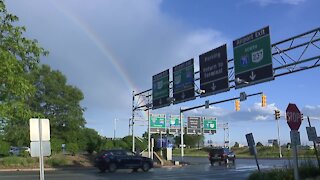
xmin=261 ymin=94 xmax=267 ymax=107
xmin=275 ymin=110 xmax=280 ymax=120
xmin=235 ymin=100 xmax=240 ymax=111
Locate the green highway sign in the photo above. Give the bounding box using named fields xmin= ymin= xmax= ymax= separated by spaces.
xmin=169 ymin=115 xmax=181 ymax=134
xmin=152 ymin=69 xmax=170 ymax=109
xmin=233 ymin=26 xmax=274 ymax=88
xmin=150 ymin=114 xmax=166 ymax=133
xmin=173 ymin=59 xmax=195 ymax=104
xmin=203 ymin=117 xmax=217 ymax=134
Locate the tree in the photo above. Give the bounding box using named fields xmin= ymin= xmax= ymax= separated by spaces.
xmin=233 ymin=142 xmax=240 ymax=148
xmin=256 ymin=142 xmax=264 ymax=147
xmin=27 ymin=65 xmax=86 ymax=145
xmin=0 ymin=0 xmax=47 ymax=146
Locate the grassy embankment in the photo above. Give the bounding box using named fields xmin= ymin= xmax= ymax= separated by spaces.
xmin=0 ymin=154 xmax=94 ymax=169
xmin=172 ymin=146 xmax=317 ymax=158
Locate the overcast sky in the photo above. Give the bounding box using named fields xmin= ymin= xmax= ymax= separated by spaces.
xmin=6 ymin=0 xmax=320 ymax=145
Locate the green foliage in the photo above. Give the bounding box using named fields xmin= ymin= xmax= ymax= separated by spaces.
xmin=249 ymin=161 xmax=320 ymax=180
xmin=46 ymin=154 xmax=68 ymax=167
xmin=113 ymin=139 xmax=129 ymax=149
xmin=0 ymin=140 xmax=10 ymax=156
xmin=66 ymin=143 xmax=79 ymax=155
xmin=51 ymin=138 xmax=65 ymax=154
xmin=0 ymin=156 xmax=36 ymax=167
xmin=19 ymin=151 xmax=30 ymax=158
xmin=100 ymin=139 xmax=114 ymax=150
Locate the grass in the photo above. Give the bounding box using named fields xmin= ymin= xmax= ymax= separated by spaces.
xmin=0 ymin=156 xmax=37 ymax=168
xmin=0 ymin=153 xmax=94 ymax=168
xmin=248 ymin=159 xmax=320 ymax=180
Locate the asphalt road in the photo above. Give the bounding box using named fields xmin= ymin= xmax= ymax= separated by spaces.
xmin=0 ymin=157 xmax=297 ymax=180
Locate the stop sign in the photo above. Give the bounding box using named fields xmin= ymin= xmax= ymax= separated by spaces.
xmin=286 ymin=103 xmax=302 ymax=130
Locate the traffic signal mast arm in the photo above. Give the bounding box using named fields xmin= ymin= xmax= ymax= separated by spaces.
xmin=181 ymin=92 xmax=263 ymax=113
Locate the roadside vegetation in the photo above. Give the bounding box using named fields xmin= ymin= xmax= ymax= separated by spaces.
xmin=248 ymin=160 xmax=320 ymax=180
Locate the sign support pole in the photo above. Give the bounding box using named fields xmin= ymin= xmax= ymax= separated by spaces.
xmin=38 ymin=118 xmax=44 ymax=180
xmin=148 ymin=109 xmax=151 ymax=158
xmin=307 ymin=116 xmax=320 ymax=168
xmin=132 ymin=91 xmax=135 ymax=153
xmin=292 ymin=141 xmax=299 ymax=180
xmin=180 ymin=107 xmax=184 ymax=161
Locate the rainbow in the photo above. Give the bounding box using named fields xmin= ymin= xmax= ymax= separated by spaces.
xmin=51 ymin=1 xmax=149 ymax=119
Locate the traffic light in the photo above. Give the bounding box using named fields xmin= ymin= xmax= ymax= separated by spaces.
xmin=275 ymin=110 xmax=280 ymax=120
xmin=235 ymin=100 xmax=240 ymax=111
xmin=261 ymin=94 xmax=267 ymax=107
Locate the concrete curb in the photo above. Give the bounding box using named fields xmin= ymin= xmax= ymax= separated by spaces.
xmin=0 ymin=167 xmax=96 ymax=172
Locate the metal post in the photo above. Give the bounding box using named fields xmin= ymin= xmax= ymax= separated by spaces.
xmin=148 ymin=109 xmax=151 ymax=158
xmin=151 ymin=138 xmax=154 ymax=160
xmin=113 ymin=118 xmax=117 ymax=140
xmin=293 ymin=143 xmax=299 ymax=180
xmin=223 ymin=125 xmax=226 ymax=148
xmin=132 ymin=91 xmax=135 ymax=152
xmin=38 ymin=118 xmax=44 ymax=180
xmin=160 ymin=131 xmax=163 ymax=156
xmin=276 ymin=118 xmax=282 ymax=158
xmin=307 ymin=116 xmax=320 ymax=168
xmin=180 ymin=108 xmax=184 ymax=161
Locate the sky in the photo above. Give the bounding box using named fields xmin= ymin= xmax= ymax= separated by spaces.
xmin=5 ymin=0 xmax=320 ymax=146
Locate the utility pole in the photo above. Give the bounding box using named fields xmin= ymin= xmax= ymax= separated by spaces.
xmin=113 ymin=118 xmax=117 ymax=140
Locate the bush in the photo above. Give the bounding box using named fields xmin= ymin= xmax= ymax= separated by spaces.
xmin=0 ymin=140 xmax=10 ymax=157
xmin=66 ymin=143 xmax=79 ymax=155
xmin=46 ymin=154 xmax=68 ymax=167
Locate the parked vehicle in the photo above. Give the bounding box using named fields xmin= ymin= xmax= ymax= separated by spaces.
xmin=9 ymin=146 xmax=30 ymax=156
xmin=208 ymin=147 xmax=235 ymax=165
xmin=95 ymin=149 xmax=153 ymax=172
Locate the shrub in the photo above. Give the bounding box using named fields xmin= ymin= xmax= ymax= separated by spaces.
xmin=0 ymin=156 xmax=36 ymax=167
xmin=0 ymin=140 xmax=10 ymax=156
xmin=66 ymin=143 xmax=79 ymax=155
xmin=46 ymin=154 xmax=68 ymax=167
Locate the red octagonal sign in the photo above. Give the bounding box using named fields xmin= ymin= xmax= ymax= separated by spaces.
xmin=286 ymin=103 xmax=302 ymax=130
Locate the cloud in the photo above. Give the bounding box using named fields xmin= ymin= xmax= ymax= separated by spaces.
xmin=302 ymin=105 xmax=320 ymax=119
xmin=251 ymin=0 xmax=306 ymax=6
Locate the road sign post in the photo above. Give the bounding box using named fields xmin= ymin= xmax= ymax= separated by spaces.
xmin=246 ymin=133 xmax=261 ymax=177
xmin=307 ymin=116 xmax=320 ymax=168
xmin=233 ymin=26 xmax=274 ymax=88
xmin=286 ymin=103 xmax=302 ymax=180
xmin=29 ymin=118 xmax=51 ymax=180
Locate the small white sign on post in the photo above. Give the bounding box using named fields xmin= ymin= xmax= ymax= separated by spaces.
xmin=30 ymin=141 xmax=51 ymax=157
xmin=30 ymin=118 xmax=50 ymax=141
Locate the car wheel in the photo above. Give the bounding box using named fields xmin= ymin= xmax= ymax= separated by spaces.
xmin=99 ymin=167 xmax=106 ymax=173
xmin=210 ymin=161 xmax=214 ymax=166
xmin=132 ymin=168 xmax=138 ymax=172
xmin=142 ymin=162 xmax=150 ymax=172
xmin=108 ymin=163 xmax=117 ymax=173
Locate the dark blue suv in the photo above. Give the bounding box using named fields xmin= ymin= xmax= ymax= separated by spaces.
xmin=95 ymin=149 xmax=153 ymax=172
xmin=208 ymin=147 xmax=235 ymax=165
